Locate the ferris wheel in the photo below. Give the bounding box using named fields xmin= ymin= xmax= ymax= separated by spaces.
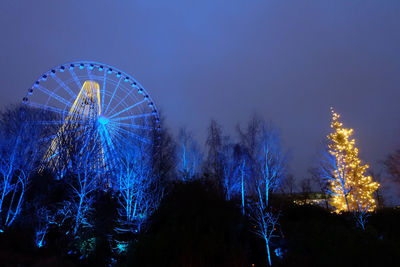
xmin=22 ymin=61 xmax=160 ymax=177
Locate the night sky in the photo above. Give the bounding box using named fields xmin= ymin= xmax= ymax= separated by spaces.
xmin=1 ymin=1 xmax=399 ymax=203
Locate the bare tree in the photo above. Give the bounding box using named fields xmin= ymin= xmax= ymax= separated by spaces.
xmin=221 ymin=143 xmax=240 ymax=201
xmin=238 ymin=157 xmax=248 ymax=215
xmin=0 ymin=105 xmax=46 ymax=230
xmin=237 ymin=115 xmax=263 ymax=159
xmin=151 ymin=113 xmax=176 ymax=185
xmin=116 ymin=143 xmax=161 ymax=235
xmin=176 ymin=127 xmax=202 ymax=181
xmin=34 ymin=207 xmax=52 ymax=247
xmin=222 ymin=142 xmax=251 ymax=214
xmin=309 ymin=167 xmax=329 ymax=209
xmin=68 ymin=150 xmax=98 ymax=235
xmin=205 ymin=119 xmax=224 ymax=180
xmin=251 ymin=205 xmax=280 ymax=266
xmin=255 ymin=124 xmax=286 ymax=207
xmin=49 ymin=122 xmax=101 ymax=236
xmin=385 ymin=149 xmax=400 ymax=182
xmin=0 ymin=139 xmax=27 ymax=230
xmin=280 ymin=174 xmax=296 ymax=196
xmin=299 ymin=178 xmax=312 ymax=205
xmin=249 ymin=120 xmax=286 ymax=266
xmin=236 ymin=116 xmax=263 ymax=214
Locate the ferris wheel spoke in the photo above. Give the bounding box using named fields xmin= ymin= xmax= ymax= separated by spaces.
xmin=65 ymin=125 xmax=93 ymax=144
xmin=110 ymin=130 xmax=137 ymax=150
xmin=75 ymin=126 xmax=95 ymax=144
xmin=109 ymin=127 xmax=138 ymax=148
xmin=104 ymin=77 xmax=122 ymax=115
xmin=86 ymin=129 xmax=102 ymax=154
xmin=101 ymin=135 xmax=121 ymax=159
xmin=86 ymin=67 xmax=94 ymax=81
xmin=37 ymin=85 xmax=72 ymax=107
xmin=98 ymin=136 xmax=112 ymax=171
xmin=106 ymin=89 xmax=135 ymax=116
xmin=38 ymin=125 xmax=90 ymax=143
xmin=109 ymin=123 xmax=151 ymax=144
xmin=109 ymin=111 xmax=156 ymax=122
xmin=51 ymin=74 xmax=77 ymax=99
xmin=35 ymin=119 xmax=89 ymax=125
xmin=107 ymin=99 xmax=147 ymax=120
xmin=99 ymin=124 xmax=120 ymax=168
xmin=69 ymin=69 xmax=91 ymax=101
xmin=112 ymin=131 xmax=150 ymax=153
xmin=69 ymin=69 xmax=82 ymax=90
xmin=109 ymin=121 xmax=153 ymax=131
xmin=101 ymin=71 xmax=107 ymax=114
xmin=27 ymin=102 xmax=88 ymax=120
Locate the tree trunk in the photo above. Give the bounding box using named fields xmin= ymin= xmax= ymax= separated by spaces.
xmin=266 ymin=241 xmax=272 ymax=266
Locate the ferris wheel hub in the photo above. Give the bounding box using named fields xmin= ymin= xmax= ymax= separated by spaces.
xmin=98 ymin=115 xmax=109 ymax=125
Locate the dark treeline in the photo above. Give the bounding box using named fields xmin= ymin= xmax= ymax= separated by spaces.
xmin=0 ymin=105 xmax=399 ymax=266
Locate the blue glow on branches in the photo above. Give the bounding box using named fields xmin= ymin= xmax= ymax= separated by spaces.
xmin=0 ymin=135 xmax=28 ymax=230
xmin=115 ymin=143 xmax=161 ymax=235
xmin=177 ymin=128 xmax=202 ymax=182
xmin=114 ymin=241 xmax=129 ymax=254
xmin=35 ymin=229 xmax=47 ymax=248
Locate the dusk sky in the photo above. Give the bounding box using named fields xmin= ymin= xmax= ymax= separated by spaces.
xmin=1 ymin=1 xmax=400 ymax=202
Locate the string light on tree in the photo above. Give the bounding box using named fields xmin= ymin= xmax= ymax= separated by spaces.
xmin=327 ymin=108 xmax=379 ymax=213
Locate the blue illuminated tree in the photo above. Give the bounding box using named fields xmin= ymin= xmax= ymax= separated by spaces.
xmin=220 ymin=142 xmax=252 ymax=215
xmin=177 ymin=127 xmax=202 ymax=182
xmin=0 ymin=141 xmax=27 ymax=230
xmin=255 ymin=125 xmax=286 ymax=207
xmin=205 ymin=119 xmax=224 ymax=180
xmin=116 ymin=142 xmax=161 ymax=236
xmin=236 ymin=116 xmax=264 ymax=213
xmin=150 ymin=114 xmax=176 ymax=194
xmin=0 ymin=105 xmax=43 ymax=231
xmin=251 ymin=206 xmax=280 ymax=266
xmin=236 ymin=148 xmax=251 ymax=215
xmin=221 ymin=143 xmax=240 ymax=201
xmin=250 ymin=122 xmax=286 ymax=266
xmin=34 ymin=207 xmax=52 ymax=248
xmin=57 ymin=126 xmax=100 ymax=236
xmin=205 ymin=119 xmax=250 ymax=207
xmin=68 ymin=157 xmax=98 ymax=236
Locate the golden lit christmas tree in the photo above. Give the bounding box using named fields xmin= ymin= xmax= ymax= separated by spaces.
xmin=327 ymin=108 xmax=379 ymax=213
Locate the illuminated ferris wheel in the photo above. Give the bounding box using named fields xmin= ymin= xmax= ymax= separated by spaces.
xmin=23 ymin=61 xmax=160 ymax=178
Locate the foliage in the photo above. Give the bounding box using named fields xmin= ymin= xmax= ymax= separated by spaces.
xmin=0 ymin=104 xmax=398 ymax=266
xmin=280 ymin=204 xmax=400 ymax=267
xmin=124 ymin=180 xmax=256 ymax=267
